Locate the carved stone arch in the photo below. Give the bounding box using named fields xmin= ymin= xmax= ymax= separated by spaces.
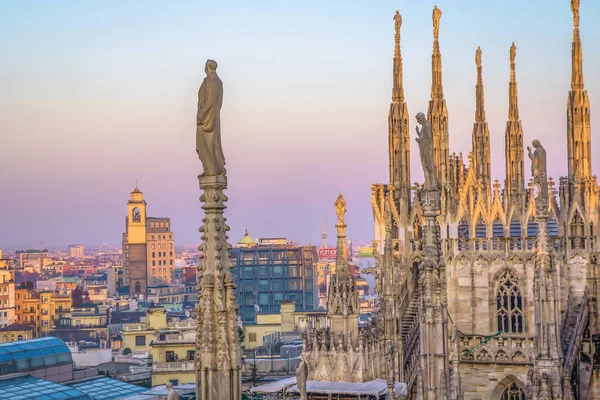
xmin=476 ymin=349 xmax=491 ymax=361
xmin=566 ymin=201 xmax=586 ymax=229
xmin=511 ymin=351 xmax=526 ymax=363
xmin=494 ymin=349 xmax=509 ymax=361
xmin=569 ymin=208 xmax=585 ymax=237
xmin=491 ymin=374 xmax=528 ymax=400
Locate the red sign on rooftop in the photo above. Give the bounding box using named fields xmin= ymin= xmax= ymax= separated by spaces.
xmin=318 ymin=248 xmax=337 ymax=260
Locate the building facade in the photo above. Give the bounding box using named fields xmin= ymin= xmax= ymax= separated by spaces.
xmin=367 ymin=3 xmax=600 ymax=399
xmin=68 ymin=245 xmax=84 ymax=258
xmin=122 ymin=187 xmax=175 ymax=295
xmin=0 ymin=250 xmax=15 ymax=329
xmin=231 ymin=238 xmax=318 ymax=324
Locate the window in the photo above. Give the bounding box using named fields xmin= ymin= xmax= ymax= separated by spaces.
xmin=475 ymin=218 xmax=486 ymax=238
xmin=492 ymin=219 xmax=504 ymax=237
xmin=496 ymin=270 xmax=523 ymax=333
xmin=259 ymin=293 xmax=269 ymax=306
xmin=187 ymin=350 xmax=195 ymax=360
xmin=166 ymin=351 xmax=176 ymax=362
xmin=259 ymin=279 xmax=269 ymax=291
xmin=509 ymin=218 xmax=522 ymax=237
xmin=527 ymin=219 xmax=538 ymax=237
xmin=135 ymin=282 xmax=141 ymax=294
xmin=458 ymin=218 xmax=469 ymax=238
xmin=17 ymin=335 xmax=23 ymax=341
xmin=169 ymin=380 xmax=179 ymax=386
xmin=152 ymin=244 xmax=155 ymax=250
xmin=170 ymin=260 xmax=173 ymax=265
xmin=249 ymin=333 xmax=257 ymax=342
xmin=135 ymin=336 xmax=146 ymax=346
xmin=501 ymin=382 xmax=526 ymax=400
xmin=152 ymin=269 xmax=156 ymax=275
xmin=170 ymin=243 xmax=173 ymax=249
xmin=152 ymin=261 xmax=156 ymax=266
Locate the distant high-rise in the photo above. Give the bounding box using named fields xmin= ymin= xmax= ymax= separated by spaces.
xmin=122 ymin=187 xmax=175 ymax=296
xmin=68 ymin=245 xmax=84 ymax=258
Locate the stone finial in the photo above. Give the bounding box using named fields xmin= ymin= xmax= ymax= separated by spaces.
xmin=475 ymin=46 xmax=482 ymax=68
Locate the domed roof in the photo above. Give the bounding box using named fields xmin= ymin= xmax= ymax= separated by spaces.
xmin=131 ymin=186 xmax=142 ymax=194
xmin=237 ymin=229 xmax=255 ymax=246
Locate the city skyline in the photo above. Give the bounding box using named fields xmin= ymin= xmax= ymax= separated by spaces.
xmin=1 ymin=0 xmax=599 ymax=249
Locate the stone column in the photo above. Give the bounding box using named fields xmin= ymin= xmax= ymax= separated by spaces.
xmin=195 ymin=175 xmax=242 ymax=400
xmin=531 ymin=207 xmax=563 ymax=400
xmin=418 ymin=189 xmax=449 ymax=400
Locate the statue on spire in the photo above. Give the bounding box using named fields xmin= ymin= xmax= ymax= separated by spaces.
xmin=433 ymin=6 xmax=442 ymax=39
xmin=510 ymin=42 xmax=516 ymax=65
xmin=415 ymin=112 xmax=441 ymax=192
xmin=528 ymin=139 xmax=549 ymax=207
xmin=571 ymin=0 xmax=580 ymax=26
xmin=334 ymin=194 xmax=347 ymax=226
xmin=394 ymin=10 xmax=402 ymax=36
xmin=475 ymin=46 xmax=482 ymax=68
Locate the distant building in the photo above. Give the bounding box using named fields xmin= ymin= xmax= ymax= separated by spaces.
xmin=83 ymin=273 xmax=108 ymax=302
xmin=52 ymin=304 xmax=109 ymax=348
xmin=15 ymin=249 xmax=49 ymax=269
xmin=230 ymin=234 xmax=318 ymax=324
xmin=68 ymin=245 xmax=84 ymax=258
xmin=0 ymin=250 xmax=15 ymax=328
xmin=122 ymin=186 xmax=175 ymax=296
xmin=0 ymin=322 xmax=34 ymax=342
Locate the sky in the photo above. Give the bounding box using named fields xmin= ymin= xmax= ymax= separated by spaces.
xmin=1 ymin=0 xmax=599 ymax=250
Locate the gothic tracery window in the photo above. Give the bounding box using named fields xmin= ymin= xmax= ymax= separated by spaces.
xmin=496 ymin=271 xmax=523 ymax=333
xmin=501 ymin=382 xmax=526 ymax=400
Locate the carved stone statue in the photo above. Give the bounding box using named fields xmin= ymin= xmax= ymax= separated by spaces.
xmin=165 ymin=382 xmax=179 ymax=400
xmin=393 ymin=11 xmax=402 ymax=35
xmin=384 ymin=341 xmax=395 ymax=379
xmin=196 ymin=59 xmax=226 ymax=177
xmin=527 ymin=139 xmax=548 ymax=206
xmin=432 ymin=6 xmax=442 ymax=38
xmin=334 ymin=194 xmax=347 ymax=225
xmin=510 ymin=42 xmax=516 ymax=65
xmin=415 ymin=112 xmax=441 ymax=192
xmin=296 ymin=355 xmax=308 ymax=400
xmin=475 ymin=46 xmax=482 ymax=68
xmin=571 ymin=0 xmax=580 ymax=25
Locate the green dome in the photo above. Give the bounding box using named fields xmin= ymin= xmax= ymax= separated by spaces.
xmin=237 ymin=229 xmax=255 ymax=245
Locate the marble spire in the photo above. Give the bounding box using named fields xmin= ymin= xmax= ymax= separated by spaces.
xmin=471 ymin=46 xmax=491 ymax=197
xmin=428 ymin=5 xmax=450 ymax=194
xmin=195 ymin=62 xmax=242 ymax=400
xmin=504 ymin=42 xmax=526 ymax=206
xmin=328 ymin=194 xmax=360 ymax=340
xmin=389 ymin=10 xmax=411 ymax=221
xmin=566 ymin=0 xmax=592 ymax=188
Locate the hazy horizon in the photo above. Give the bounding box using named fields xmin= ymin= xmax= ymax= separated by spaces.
xmin=1 ymin=0 xmax=599 ymax=249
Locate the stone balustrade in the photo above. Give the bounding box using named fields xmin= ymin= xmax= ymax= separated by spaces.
xmin=153 ymin=360 xmax=195 ymax=372
xmin=459 ymin=334 xmax=534 ymax=364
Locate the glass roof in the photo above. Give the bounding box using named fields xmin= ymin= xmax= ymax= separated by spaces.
xmin=70 ymin=377 xmax=147 ymax=400
xmin=0 ymin=375 xmax=92 ymax=400
xmin=0 ymin=337 xmax=72 ymax=374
